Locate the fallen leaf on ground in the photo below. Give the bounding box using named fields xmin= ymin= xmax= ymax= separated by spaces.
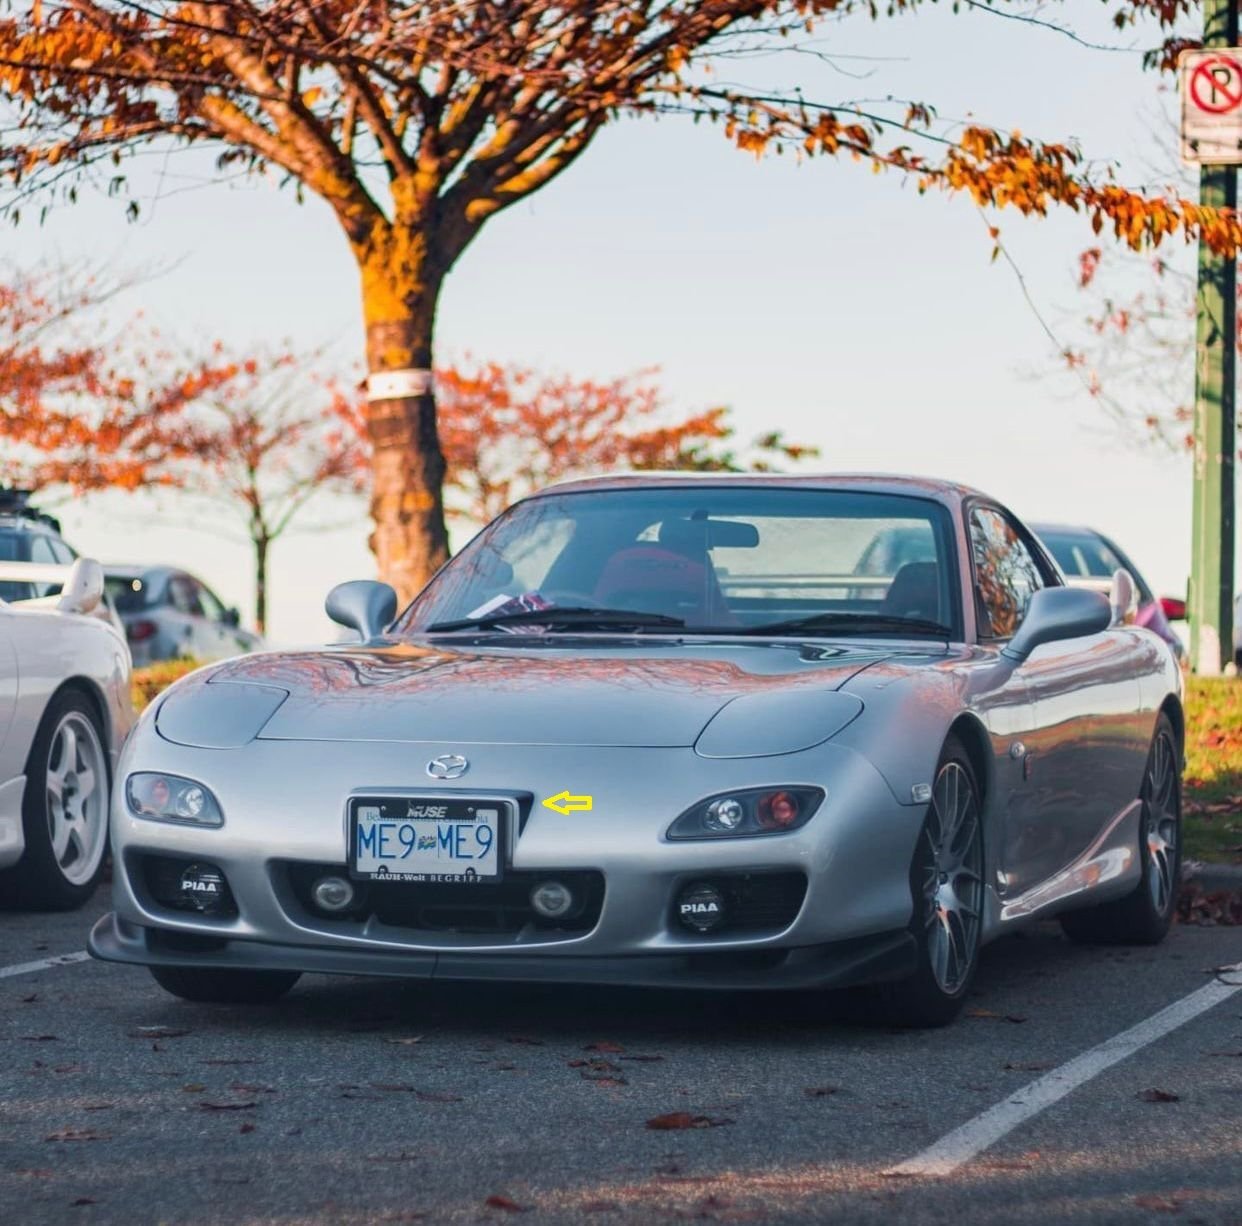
xmin=45 ymin=1129 xmax=106 ymax=1142
xmin=20 ymin=993 xmax=37 ymax=1003
xmin=382 ymin=1036 xmax=425 ymax=1047
xmin=369 ymin=1082 xmax=418 ymax=1093
xmin=646 ymin=1112 xmax=733 ymax=1130
xmin=505 ymin=1036 xmax=544 ymax=1046
xmin=1137 ymin=1088 xmax=1180 ymax=1103
xmin=181 ymin=1084 xmax=206 ymax=1093
xmin=71 ymin=1198 xmax=97 ymax=1207
xmin=21 ymin=1035 xmax=58 ymax=1042
xmin=82 ymin=1104 xmax=113 ymax=1112
xmin=1003 ymin=1061 xmax=1053 ymax=1072
xmin=229 ymin=1083 xmax=276 ymax=1094
xmin=128 ymin=1027 xmax=190 ymax=1039
xmin=804 ymin=1086 xmax=840 ymax=1098
xmin=415 ymin=1090 xmax=462 ymax=1103
xmin=1134 ymin=1193 xmax=1185 ymax=1212
xmin=196 ymin=1101 xmax=257 ymax=1112
xmin=484 ymin=1194 xmax=527 ymax=1212
xmin=239 ymin=1123 xmax=256 ymax=1134
xmin=965 ymin=1009 xmax=1026 ymax=1023
xmin=618 ymin=1054 xmax=664 ymax=1063
xmin=585 ymin=1041 xmax=624 ymax=1053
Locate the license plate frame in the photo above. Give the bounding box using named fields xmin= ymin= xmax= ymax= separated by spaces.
xmin=347 ymin=795 xmax=508 ymax=884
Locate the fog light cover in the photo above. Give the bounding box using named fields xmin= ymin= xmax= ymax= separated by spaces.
xmin=667 ymin=786 xmax=824 ymax=840
xmin=179 ymin=862 xmax=228 ymax=912
xmin=126 ymin=772 xmax=224 ymax=827
xmin=676 ymin=881 xmax=727 ymax=933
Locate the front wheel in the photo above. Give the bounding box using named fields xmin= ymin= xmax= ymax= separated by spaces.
xmin=0 ymin=691 xmax=111 ymax=910
xmin=1060 ymin=713 xmax=1181 ymax=946
xmin=149 ymin=965 xmax=301 ymax=1004
xmin=871 ymin=737 xmax=984 ymax=1028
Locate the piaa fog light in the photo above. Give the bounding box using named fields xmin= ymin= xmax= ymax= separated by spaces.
xmin=530 ymin=880 xmax=574 ymax=919
xmin=179 ymin=863 xmax=227 ymax=913
xmin=676 ymin=881 xmax=726 ymax=933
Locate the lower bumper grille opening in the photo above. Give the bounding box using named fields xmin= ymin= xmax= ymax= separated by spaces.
xmin=278 ymin=862 xmax=605 ymax=937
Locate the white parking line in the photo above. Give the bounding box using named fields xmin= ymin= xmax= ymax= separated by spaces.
xmin=0 ymin=951 xmax=90 ymax=980
xmin=888 ymin=962 xmax=1242 ymax=1178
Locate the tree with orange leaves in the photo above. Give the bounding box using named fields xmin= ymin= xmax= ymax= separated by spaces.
xmin=430 ymin=362 xmax=816 ymax=523
xmin=0 ymin=263 xmax=240 ymax=492
xmin=0 ymin=1 xmax=1231 ymax=600
xmin=181 ymin=348 xmax=368 ymax=634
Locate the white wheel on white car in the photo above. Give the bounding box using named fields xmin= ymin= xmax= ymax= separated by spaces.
xmin=0 ymin=691 xmax=110 ymax=910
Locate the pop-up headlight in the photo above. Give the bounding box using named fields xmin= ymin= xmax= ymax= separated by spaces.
xmin=126 ymin=772 xmax=224 ymax=827
xmin=667 ymin=786 xmax=824 ymax=840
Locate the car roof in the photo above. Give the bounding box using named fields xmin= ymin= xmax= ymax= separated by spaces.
xmin=1030 ymin=522 xmax=1104 ymax=539
xmin=531 ymin=471 xmax=990 ymax=508
xmin=104 ymin=564 xmax=172 ymax=579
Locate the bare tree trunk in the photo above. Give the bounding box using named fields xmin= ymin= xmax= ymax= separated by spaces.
xmin=254 ymin=532 xmax=269 ymax=636
xmin=357 ymin=230 xmax=452 ymax=606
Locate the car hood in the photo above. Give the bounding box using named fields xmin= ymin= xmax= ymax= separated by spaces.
xmin=186 ymin=637 xmax=912 ymax=749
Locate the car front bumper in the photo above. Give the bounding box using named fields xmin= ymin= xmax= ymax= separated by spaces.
xmin=97 ymin=728 xmax=926 ymax=990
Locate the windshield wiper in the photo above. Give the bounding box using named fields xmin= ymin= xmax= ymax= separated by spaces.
xmin=426 ymin=606 xmax=686 ymax=633
xmin=739 ymin=612 xmax=952 ymax=638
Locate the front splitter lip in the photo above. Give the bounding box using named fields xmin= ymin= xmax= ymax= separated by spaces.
xmin=89 ymin=912 xmax=915 ymax=993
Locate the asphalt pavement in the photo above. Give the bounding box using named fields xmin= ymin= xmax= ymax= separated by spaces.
xmin=1 ymin=894 xmax=1239 ymax=1224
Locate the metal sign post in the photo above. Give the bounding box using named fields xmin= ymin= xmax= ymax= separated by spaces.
xmin=1181 ymin=2 xmax=1241 ymax=675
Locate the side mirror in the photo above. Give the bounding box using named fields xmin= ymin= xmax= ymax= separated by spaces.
xmin=325 ymin=580 xmax=397 ymax=644
xmin=56 ymin=558 xmax=103 ymax=617
xmin=223 ymin=607 xmax=241 ymax=627
xmin=1109 ymin=569 xmax=1139 ymax=627
xmin=1001 ymin=586 xmax=1110 ymax=664
xmin=1159 ymin=595 xmax=1187 ymax=621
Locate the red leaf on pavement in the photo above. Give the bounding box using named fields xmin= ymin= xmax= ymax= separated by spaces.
xmin=45 ymin=1129 xmax=106 ymax=1142
xmin=484 ymin=1194 xmax=527 ymax=1212
xmin=239 ymin=1123 xmax=256 ymax=1134
xmin=1134 ymin=1192 xmax=1186 ymax=1212
xmin=1137 ymin=1088 xmax=1180 ymax=1103
xmin=645 ymin=1112 xmax=733 ymax=1130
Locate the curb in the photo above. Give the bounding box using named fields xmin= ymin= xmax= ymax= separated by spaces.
xmin=1182 ymin=861 xmax=1242 ymax=893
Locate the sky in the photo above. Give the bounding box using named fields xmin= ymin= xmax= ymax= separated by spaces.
xmin=3 ymin=2 xmax=1212 ymax=646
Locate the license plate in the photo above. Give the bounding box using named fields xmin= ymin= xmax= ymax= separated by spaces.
xmin=348 ymin=796 xmax=504 ymax=883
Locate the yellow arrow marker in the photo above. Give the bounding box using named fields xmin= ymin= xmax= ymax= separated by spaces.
xmin=542 ymin=790 xmax=593 ymax=815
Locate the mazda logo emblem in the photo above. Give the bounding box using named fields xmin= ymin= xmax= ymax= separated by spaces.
xmin=426 ymin=753 xmax=469 ymax=780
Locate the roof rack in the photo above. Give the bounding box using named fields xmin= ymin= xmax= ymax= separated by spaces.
xmin=0 ymin=489 xmax=63 ymax=534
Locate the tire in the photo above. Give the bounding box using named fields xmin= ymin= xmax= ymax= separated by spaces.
xmin=870 ymin=736 xmax=984 ymax=1028
xmin=0 ymin=690 xmax=111 ymax=911
xmin=1060 ymin=713 xmax=1181 ymax=946
xmin=149 ymin=965 xmax=301 ymax=1004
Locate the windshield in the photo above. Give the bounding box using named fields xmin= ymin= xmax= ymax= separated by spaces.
xmin=105 ymin=574 xmax=152 ymax=613
xmin=399 ymin=487 xmax=961 ymax=639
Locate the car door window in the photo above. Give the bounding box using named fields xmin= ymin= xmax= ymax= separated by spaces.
xmin=197 ymin=584 xmax=227 ymax=622
xmin=50 ymin=539 xmax=76 ymax=564
xmin=28 ymin=535 xmax=60 ymax=597
xmin=970 ymin=507 xmax=1044 ymax=640
xmin=169 ymin=575 xmax=204 ymax=616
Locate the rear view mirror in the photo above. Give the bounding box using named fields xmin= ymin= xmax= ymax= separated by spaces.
xmin=658 ymin=518 xmax=760 ymax=550
xmin=1109 ymin=569 xmax=1138 ymax=627
xmin=224 ymin=607 xmax=241 ymax=627
xmin=1002 ymin=586 xmax=1110 ymax=664
xmin=326 ymin=580 xmax=397 ymax=644
xmin=57 ymin=558 xmax=104 ymax=617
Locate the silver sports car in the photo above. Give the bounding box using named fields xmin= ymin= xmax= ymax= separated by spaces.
xmin=91 ymin=475 xmax=1183 ymax=1027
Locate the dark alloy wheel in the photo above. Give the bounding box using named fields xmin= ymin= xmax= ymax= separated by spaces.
xmin=872 ymin=735 xmax=984 ymax=1028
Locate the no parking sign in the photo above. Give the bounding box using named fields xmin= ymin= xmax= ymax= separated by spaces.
xmin=1181 ymin=49 xmax=1242 ymax=164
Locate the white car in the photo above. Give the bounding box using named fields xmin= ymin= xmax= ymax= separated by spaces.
xmin=0 ymin=559 xmax=134 ymax=909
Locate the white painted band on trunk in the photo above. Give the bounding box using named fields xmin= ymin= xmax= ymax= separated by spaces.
xmin=0 ymin=950 xmax=90 ymax=979
xmin=366 ymin=369 xmax=434 ymax=401
xmin=887 ymin=962 xmax=1242 ymax=1178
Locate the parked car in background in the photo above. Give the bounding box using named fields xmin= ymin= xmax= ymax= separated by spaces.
xmin=1032 ymin=523 xmax=1185 ymax=662
xmin=0 ymin=558 xmax=133 ymax=909
xmin=0 ymin=490 xmax=79 ymax=603
xmin=104 ymin=565 xmax=263 ymax=664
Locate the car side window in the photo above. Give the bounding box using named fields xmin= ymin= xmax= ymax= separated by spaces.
xmin=50 ymin=539 xmax=76 ymax=564
xmin=197 ymin=583 xmax=226 ymax=622
xmin=969 ymin=507 xmax=1044 ymax=640
xmin=169 ymin=575 xmax=204 ymax=616
xmin=28 ymin=535 xmax=60 ymax=597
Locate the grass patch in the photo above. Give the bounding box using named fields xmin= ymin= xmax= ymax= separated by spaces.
xmin=131 ymin=658 xmax=204 ymax=713
xmin=1183 ymin=677 xmax=1242 ymax=865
